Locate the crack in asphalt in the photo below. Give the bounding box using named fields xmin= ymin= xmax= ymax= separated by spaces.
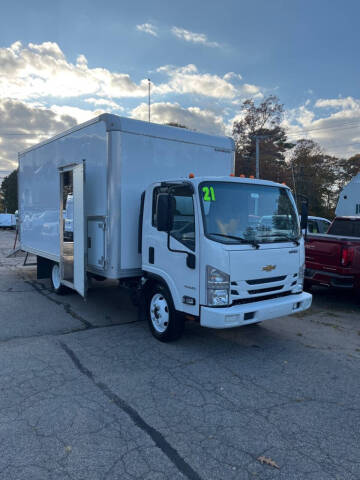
xmin=24 ymin=280 xmax=94 ymax=329
xmin=59 ymin=341 xmax=202 ymax=480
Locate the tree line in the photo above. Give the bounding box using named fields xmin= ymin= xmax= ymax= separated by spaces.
xmin=232 ymin=95 xmax=360 ymax=218
xmin=0 ymin=169 xmax=17 ymax=214
xmin=1 ymin=97 xmax=359 ymax=217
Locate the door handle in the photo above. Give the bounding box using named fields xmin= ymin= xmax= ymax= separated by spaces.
xmin=149 ymin=247 xmax=154 ymax=264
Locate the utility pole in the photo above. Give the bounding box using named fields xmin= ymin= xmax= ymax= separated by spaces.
xmin=147 ymin=78 xmax=151 ymax=122
xmin=252 ymin=135 xmax=270 ymax=178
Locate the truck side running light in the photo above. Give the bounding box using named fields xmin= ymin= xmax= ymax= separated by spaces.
xmin=183 ymin=296 xmax=196 ymax=305
xmin=341 ymin=247 xmax=354 ymax=266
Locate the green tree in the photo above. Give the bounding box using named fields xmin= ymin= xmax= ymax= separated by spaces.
xmin=286 ymin=140 xmax=337 ymax=218
xmin=232 ymin=96 xmax=293 ymax=181
xmin=336 ymin=153 xmax=360 ymax=190
xmin=0 ymin=169 xmax=18 ymax=213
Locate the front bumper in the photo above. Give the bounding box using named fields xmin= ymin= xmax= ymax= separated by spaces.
xmin=200 ymin=291 xmax=312 ymax=329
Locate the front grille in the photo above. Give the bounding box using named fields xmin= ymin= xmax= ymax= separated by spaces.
xmin=232 ymin=291 xmax=293 ymax=305
xmin=246 ymin=275 xmax=286 ymax=285
xmin=248 ymin=285 xmax=282 ymax=295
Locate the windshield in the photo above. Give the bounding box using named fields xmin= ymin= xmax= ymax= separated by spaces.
xmin=199 ymin=181 xmax=300 ymax=244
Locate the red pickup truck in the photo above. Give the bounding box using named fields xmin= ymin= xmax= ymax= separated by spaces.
xmin=305 ymin=216 xmax=360 ymax=292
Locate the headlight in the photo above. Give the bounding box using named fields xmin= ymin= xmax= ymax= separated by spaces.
xmin=206 ymin=266 xmax=230 ymax=306
xmin=293 ymin=262 xmax=305 ymax=293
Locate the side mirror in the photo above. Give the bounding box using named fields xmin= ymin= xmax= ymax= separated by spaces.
xmin=156 ymin=194 xmax=174 ymax=232
xmin=300 ymin=200 xmax=308 ymax=232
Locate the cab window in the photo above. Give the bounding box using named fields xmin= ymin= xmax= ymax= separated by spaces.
xmin=318 ymin=220 xmax=330 ymax=233
xmin=152 ymin=187 xmax=195 ymax=251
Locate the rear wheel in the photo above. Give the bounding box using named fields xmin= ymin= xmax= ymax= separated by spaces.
xmin=147 ymin=284 xmax=184 ymax=342
xmin=50 ymin=263 xmax=69 ymax=295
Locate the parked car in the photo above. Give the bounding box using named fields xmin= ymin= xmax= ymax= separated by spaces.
xmin=305 ymin=216 xmax=360 ymax=292
xmin=307 ymin=216 xmax=331 ymax=234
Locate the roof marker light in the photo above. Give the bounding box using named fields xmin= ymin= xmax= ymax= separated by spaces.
xmin=188 ymin=173 xmax=195 ymax=178
xmin=239 ymin=174 xmax=245 ymax=178
xmin=249 ymin=175 xmax=254 ymax=179
xmin=230 ymin=173 xmax=235 ymax=177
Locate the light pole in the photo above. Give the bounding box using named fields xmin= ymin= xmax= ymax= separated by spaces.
xmin=147 ymin=78 xmax=151 ymax=122
xmin=252 ymin=135 xmax=270 ymax=178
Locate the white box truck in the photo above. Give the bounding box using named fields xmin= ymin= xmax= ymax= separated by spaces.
xmin=18 ymin=114 xmax=312 ymax=341
xmin=336 ymin=173 xmax=360 ymax=216
xmin=0 ymin=213 xmax=16 ymax=229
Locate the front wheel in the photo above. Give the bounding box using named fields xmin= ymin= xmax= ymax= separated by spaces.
xmin=147 ymin=284 xmax=184 ymax=342
xmin=50 ymin=263 xmax=69 ymax=295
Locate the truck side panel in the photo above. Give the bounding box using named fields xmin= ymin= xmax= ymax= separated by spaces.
xmin=19 ymin=122 xmax=107 ymax=258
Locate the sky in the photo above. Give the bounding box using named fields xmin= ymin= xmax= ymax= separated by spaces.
xmin=0 ymin=0 xmax=360 ymax=181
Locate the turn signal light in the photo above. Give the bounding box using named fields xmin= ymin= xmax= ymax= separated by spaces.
xmin=341 ymin=247 xmax=354 ymax=266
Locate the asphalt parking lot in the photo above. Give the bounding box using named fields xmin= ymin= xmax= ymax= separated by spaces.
xmin=0 ymin=229 xmax=359 ymax=480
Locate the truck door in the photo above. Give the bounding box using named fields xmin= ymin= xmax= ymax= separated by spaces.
xmin=143 ymin=184 xmax=199 ymax=316
xmin=59 ymin=162 xmax=87 ymax=297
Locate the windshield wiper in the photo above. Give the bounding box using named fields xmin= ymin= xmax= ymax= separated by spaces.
xmin=266 ymin=234 xmax=300 ymax=246
xmin=207 ymin=232 xmax=260 ymax=249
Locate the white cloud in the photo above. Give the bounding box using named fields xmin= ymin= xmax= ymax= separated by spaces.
xmin=283 ymin=97 xmax=360 ymax=157
xmin=0 ymin=98 xmax=81 ymax=177
xmin=0 ymin=41 xmax=151 ymax=100
xmin=0 ymin=41 xmax=262 ymax=104
xmin=49 ymin=105 xmax=102 ymax=124
xmin=156 ymin=64 xmax=252 ymax=99
xmin=131 ymin=102 xmax=226 ymax=135
xmin=85 ymin=97 xmax=124 ymax=111
xmin=136 ymin=23 xmax=158 ymax=37
xmin=223 ymin=72 xmax=242 ymax=81
xmin=241 ymin=83 xmax=263 ymax=97
xmin=171 ymin=27 xmax=220 ymax=48
xmin=315 ymin=97 xmax=360 ymax=110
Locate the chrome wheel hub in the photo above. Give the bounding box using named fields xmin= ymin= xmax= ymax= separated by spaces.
xmin=150 ymin=293 xmax=169 ymax=333
xmin=52 ymin=264 xmax=61 ymax=290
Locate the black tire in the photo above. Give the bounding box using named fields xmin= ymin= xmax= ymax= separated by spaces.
xmin=146 ymin=283 xmax=184 ymax=342
xmin=50 ymin=263 xmax=69 ymax=295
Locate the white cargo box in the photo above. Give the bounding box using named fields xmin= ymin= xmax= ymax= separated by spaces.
xmin=336 ymin=173 xmax=360 ymax=216
xmin=18 ymin=114 xmax=234 ymax=280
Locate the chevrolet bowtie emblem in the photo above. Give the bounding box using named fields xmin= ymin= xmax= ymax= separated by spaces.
xmin=262 ymin=265 xmax=276 ymax=272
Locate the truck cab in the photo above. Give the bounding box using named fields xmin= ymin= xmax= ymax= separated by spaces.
xmin=141 ymin=175 xmax=312 ymax=341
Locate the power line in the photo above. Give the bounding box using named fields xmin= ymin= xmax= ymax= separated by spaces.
xmin=286 ymin=123 xmax=360 ymax=138
xmin=285 ymin=140 xmax=360 ymax=151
